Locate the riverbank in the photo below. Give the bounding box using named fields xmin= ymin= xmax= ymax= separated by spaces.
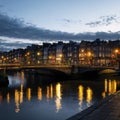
xmin=67 ymin=90 xmax=120 ymax=120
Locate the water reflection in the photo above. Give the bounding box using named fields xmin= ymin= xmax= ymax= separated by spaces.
xmin=27 ymin=88 xmax=32 ymax=101
xmin=14 ymin=84 xmax=24 ymax=113
xmin=46 ymin=84 xmax=53 ymax=100
xmin=78 ymin=85 xmax=93 ymax=110
xmin=1 ymin=71 xmax=120 ymax=120
xmin=86 ymin=87 xmax=93 ymax=107
xmin=8 ymin=71 xmax=26 ymax=87
xmin=38 ymin=87 xmax=42 ymax=101
xmin=78 ymin=85 xmax=84 ymax=111
xmin=7 ymin=92 xmax=10 ymax=103
xmin=102 ymin=79 xmax=117 ymax=98
xmin=15 ymin=89 xmax=20 ymax=113
xmin=55 ymin=83 xmax=62 ymax=112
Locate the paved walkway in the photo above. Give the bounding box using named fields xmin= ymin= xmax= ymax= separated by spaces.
xmin=67 ymin=91 xmax=120 ymax=120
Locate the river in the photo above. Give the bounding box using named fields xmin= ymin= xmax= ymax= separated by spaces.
xmin=0 ymin=70 xmax=120 ymax=120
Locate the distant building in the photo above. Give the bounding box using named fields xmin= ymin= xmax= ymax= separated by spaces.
xmin=1 ymin=39 xmax=120 ymax=67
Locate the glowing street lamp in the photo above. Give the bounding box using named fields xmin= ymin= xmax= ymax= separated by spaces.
xmin=115 ymin=49 xmax=119 ymax=54
xmin=37 ymin=52 xmax=40 ymax=56
xmin=59 ymin=54 xmax=62 ymax=58
xmin=27 ymin=52 xmax=30 ymax=56
xmin=87 ymin=52 xmax=92 ymax=57
xmin=114 ymin=49 xmax=120 ymax=69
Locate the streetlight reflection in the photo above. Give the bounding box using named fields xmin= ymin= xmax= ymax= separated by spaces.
xmin=78 ymin=85 xmax=84 ymax=111
xmin=86 ymin=87 xmax=93 ymax=107
xmin=55 ymin=83 xmax=62 ymax=112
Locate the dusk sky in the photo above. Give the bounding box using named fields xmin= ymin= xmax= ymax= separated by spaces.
xmin=0 ymin=0 xmax=120 ymax=51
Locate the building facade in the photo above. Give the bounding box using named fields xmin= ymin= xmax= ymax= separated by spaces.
xmin=0 ymin=39 xmax=120 ymax=67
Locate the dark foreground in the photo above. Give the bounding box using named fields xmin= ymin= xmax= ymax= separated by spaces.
xmin=67 ymin=91 xmax=120 ymax=120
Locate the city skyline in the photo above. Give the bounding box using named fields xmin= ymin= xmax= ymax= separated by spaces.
xmin=0 ymin=0 xmax=120 ymax=51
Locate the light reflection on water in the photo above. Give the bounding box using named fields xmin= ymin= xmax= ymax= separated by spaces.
xmin=0 ymin=71 xmax=120 ymax=120
xmin=55 ymin=83 xmax=62 ymax=112
xmin=8 ymin=71 xmax=26 ymax=87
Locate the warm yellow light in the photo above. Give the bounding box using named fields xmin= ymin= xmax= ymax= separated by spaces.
xmin=38 ymin=87 xmax=42 ymax=100
xmin=81 ymin=49 xmax=84 ymax=52
xmin=86 ymin=87 xmax=93 ymax=106
xmin=88 ymin=52 xmax=92 ymax=57
xmin=55 ymin=83 xmax=62 ymax=112
xmin=105 ymin=79 xmax=107 ymax=92
xmin=7 ymin=93 xmax=10 ymax=103
xmin=27 ymin=88 xmax=31 ymax=101
xmin=37 ymin=52 xmax=40 ymax=56
xmin=27 ymin=61 xmax=30 ymax=64
xmin=59 ymin=54 xmax=62 ymax=57
xmin=78 ymin=85 xmax=84 ymax=101
xmin=20 ymin=84 xmax=23 ymax=104
xmin=27 ymin=52 xmax=30 ymax=56
xmin=49 ymin=56 xmax=52 ymax=59
xmin=115 ymin=49 xmax=119 ymax=53
xmin=79 ymin=53 xmax=81 ymax=57
xmin=15 ymin=89 xmax=20 ymax=113
xmin=37 ymin=60 xmax=40 ymax=64
xmin=1 ymin=56 xmax=4 ymax=59
xmin=108 ymin=80 xmax=111 ymax=94
xmin=113 ymin=80 xmax=117 ymax=93
xmin=46 ymin=86 xmax=50 ymax=99
xmin=102 ymin=92 xmax=106 ymax=98
xmin=78 ymin=85 xmax=84 ymax=111
xmin=50 ymin=84 xmax=53 ymax=98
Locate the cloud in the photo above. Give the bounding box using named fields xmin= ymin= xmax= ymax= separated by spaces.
xmin=60 ymin=18 xmax=82 ymax=25
xmin=0 ymin=13 xmax=77 ymax=40
xmin=86 ymin=21 xmax=101 ymax=27
xmin=86 ymin=15 xmax=119 ymax=27
xmin=0 ymin=13 xmax=120 ymax=51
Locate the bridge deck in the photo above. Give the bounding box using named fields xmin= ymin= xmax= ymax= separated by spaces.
xmin=67 ymin=91 xmax=120 ymax=120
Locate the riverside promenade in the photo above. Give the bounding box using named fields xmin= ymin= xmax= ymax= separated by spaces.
xmin=67 ymin=91 xmax=120 ymax=120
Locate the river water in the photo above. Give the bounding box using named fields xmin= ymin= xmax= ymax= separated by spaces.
xmin=0 ymin=70 xmax=120 ymax=120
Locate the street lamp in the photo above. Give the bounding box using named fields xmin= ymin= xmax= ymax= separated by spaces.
xmin=114 ymin=49 xmax=120 ymax=69
xmin=37 ymin=52 xmax=40 ymax=56
xmin=87 ymin=51 xmax=92 ymax=65
xmin=27 ymin=52 xmax=30 ymax=56
xmin=87 ymin=52 xmax=92 ymax=57
xmin=115 ymin=49 xmax=119 ymax=54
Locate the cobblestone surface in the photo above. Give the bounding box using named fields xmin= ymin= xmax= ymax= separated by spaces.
xmin=67 ymin=91 xmax=120 ymax=120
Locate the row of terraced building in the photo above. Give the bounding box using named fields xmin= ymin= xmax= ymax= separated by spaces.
xmin=0 ymin=39 xmax=120 ymax=67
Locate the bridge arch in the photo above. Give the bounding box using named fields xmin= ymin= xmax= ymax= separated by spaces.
xmin=98 ymin=69 xmax=116 ymax=74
